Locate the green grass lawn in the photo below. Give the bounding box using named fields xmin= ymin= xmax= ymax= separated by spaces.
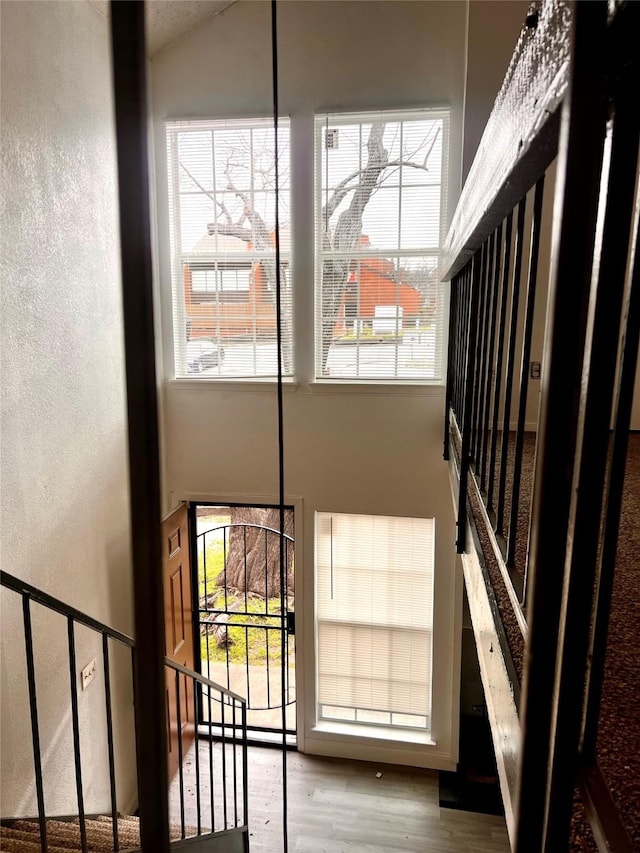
xmin=197 ymin=521 xmax=293 ymax=667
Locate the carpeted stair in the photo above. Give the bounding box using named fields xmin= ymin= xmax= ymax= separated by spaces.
xmin=0 ymin=814 xmax=204 ymax=852
xmin=0 ymin=815 xmax=142 ymax=852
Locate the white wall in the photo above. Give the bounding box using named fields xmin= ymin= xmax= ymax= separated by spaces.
xmin=463 ymin=0 xmax=530 ymax=183
xmin=1 ymin=0 xmax=136 ymax=817
xmin=151 ymin=0 xmax=467 ymax=769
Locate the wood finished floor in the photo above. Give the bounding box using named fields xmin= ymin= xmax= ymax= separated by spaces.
xmin=170 ymin=742 xmax=511 ymax=852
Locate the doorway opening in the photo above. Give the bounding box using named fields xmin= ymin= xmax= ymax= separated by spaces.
xmin=191 ymin=503 xmax=296 ymax=746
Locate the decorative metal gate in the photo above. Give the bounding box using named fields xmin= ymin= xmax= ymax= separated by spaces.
xmin=195 ymin=518 xmax=295 ymax=741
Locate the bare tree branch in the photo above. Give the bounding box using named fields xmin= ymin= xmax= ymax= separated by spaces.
xmin=321 ymin=126 xmax=441 ymax=224
xmin=179 ymin=162 xmax=234 ymax=225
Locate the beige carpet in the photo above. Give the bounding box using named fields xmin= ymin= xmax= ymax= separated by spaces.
xmin=0 ymin=814 xmax=201 ymax=852
xmin=0 ymin=816 xmax=140 ymax=852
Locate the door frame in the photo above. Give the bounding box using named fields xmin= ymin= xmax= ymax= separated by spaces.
xmin=179 ymin=492 xmax=305 ymax=752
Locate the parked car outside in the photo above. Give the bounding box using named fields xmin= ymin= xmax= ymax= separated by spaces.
xmin=186 ymin=339 xmax=225 ymax=374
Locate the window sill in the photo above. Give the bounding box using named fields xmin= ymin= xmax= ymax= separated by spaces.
xmin=311 ymin=719 xmax=436 ymax=747
xmin=166 ymin=378 xmax=445 ymax=396
xmin=305 ymin=380 xmax=445 ymax=396
xmin=167 ymin=377 xmax=299 ymax=393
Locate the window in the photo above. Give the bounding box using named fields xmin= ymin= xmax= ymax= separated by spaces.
xmin=166 ymin=118 xmax=292 ymax=379
xmin=315 ymin=110 xmax=449 ymax=381
xmin=316 ymin=512 xmax=435 ymax=734
xmin=191 ymin=266 xmax=250 ymax=298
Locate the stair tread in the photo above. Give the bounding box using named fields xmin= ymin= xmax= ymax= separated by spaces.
xmin=1 ymin=818 xmax=140 ymax=852
xmin=0 ymin=815 xmax=218 ymax=852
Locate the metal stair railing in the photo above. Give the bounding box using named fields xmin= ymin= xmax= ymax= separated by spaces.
xmin=0 ymin=569 xmax=249 ymax=853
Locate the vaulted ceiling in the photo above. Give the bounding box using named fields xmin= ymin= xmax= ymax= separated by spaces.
xmin=145 ymin=0 xmax=236 ymax=57
xmin=89 ymin=0 xmax=237 ymax=58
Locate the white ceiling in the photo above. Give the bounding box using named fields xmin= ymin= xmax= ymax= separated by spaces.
xmin=145 ymin=0 xmax=236 ymax=57
xmin=88 ymin=0 xmax=237 ymax=58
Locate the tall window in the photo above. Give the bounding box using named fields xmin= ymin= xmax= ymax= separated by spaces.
xmin=316 ymin=512 xmax=435 ymax=733
xmin=166 ymin=118 xmax=292 ymax=379
xmin=315 ymin=110 xmax=449 ymax=381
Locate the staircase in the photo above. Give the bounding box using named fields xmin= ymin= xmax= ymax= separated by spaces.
xmin=0 ymin=816 xmax=247 ymax=852
xmin=0 ymin=571 xmax=250 ymax=853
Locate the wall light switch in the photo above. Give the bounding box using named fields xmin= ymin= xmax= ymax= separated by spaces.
xmin=530 ymin=362 xmax=541 ymax=380
xmin=81 ymin=658 xmax=97 ymax=690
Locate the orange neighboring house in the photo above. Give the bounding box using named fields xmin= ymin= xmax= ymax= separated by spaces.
xmin=183 ymin=231 xmax=284 ymax=340
xmin=183 ymin=231 xmax=421 ymax=340
xmin=334 ymin=238 xmax=421 ymax=336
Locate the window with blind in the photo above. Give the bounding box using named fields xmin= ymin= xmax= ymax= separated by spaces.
xmin=315 ymin=110 xmax=449 ymax=381
xmin=316 ymin=512 xmax=435 ymax=733
xmin=166 ymin=118 xmax=292 ymax=379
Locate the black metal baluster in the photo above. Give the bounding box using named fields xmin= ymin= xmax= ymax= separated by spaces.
xmin=208 ymin=688 xmax=215 ymax=831
xmin=452 ymin=275 xmax=462 ymax=419
xmin=479 ymin=228 xmax=500 ymax=492
xmin=284 ymin=537 xmax=289 ymax=705
xmin=206 ymin=624 xmax=212 ymax=683
xmin=461 ymin=265 xmax=473 ymax=429
xmin=193 ymin=678 xmax=201 ymax=835
xmin=67 ymin=618 xmax=87 ymax=853
xmin=264 ymin=528 xmax=269 ymax=611
xmin=203 ymin=531 xmax=208 ymax=609
xmin=245 ymin=625 xmax=251 ymax=710
xmin=458 ymin=269 xmax=471 ymax=422
xmin=453 ymin=271 xmax=465 ymax=426
xmin=221 ymin=695 xmax=228 ymax=830
xmin=266 ymin=628 xmax=271 ymax=708
xmin=508 ymin=177 xmax=545 ymax=575
xmin=470 ymin=242 xmax=488 ymax=467
xmin=22 ymin=595 xmax=47 ymax=853
xmin=223 ymin=528 xmax=228 ymax=612
xmin=475 ymin=235 xmax=495 ymax=479
xmin=223 ymin=530 xmax=231 ymax=692
xmin=496 ymin=197 xmax=527 ymax=540
xmin=449 ymin=275 xmax=459 ymax=419
xmin=242 ymin=702 xmax=249 ymax=827
xmin=454 ymin=270 xmax=467 ymax=429
xmin=232 ymin=700 xmax=238 ymax=827
xmin=176 ymin=671 xmax=185 ymax=839
xmin=102 ymin=634 xmax=119 ymax=851
xmin=244 ymin=526 xmax=248 ymax=615
xmin=583 ymin=174 xmax=640 ymax=756
xmin=488 ymin=212 xmax=514 ymax=513
xmin=451 ymin=279 xmax=459 ymax=426
xmin=444 ymin=276 xmax=459 ymax=458
xmin=457 ymin=254 xmax=482 ymax=552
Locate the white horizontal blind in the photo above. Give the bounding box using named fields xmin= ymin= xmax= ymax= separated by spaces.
xmin=166 ymin=118 xmax=292 ymax=379
xmin=314 ymin=110 xmax=449 ymax=381
xmin=316 ymin=512 xmax=435 ymax=731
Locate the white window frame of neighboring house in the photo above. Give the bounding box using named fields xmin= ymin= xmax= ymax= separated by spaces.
xmin=166 ymin=117 xmax=292 ymax=381
xmin=314 ymin=108 xmax=450 ymax=383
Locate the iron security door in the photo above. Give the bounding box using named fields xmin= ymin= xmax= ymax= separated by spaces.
xmin=193 ymin=506 xmax=295 ymax=741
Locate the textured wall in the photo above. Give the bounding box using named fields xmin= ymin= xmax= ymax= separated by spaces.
xmin=1 ymin=0 xmax=136 ymax=817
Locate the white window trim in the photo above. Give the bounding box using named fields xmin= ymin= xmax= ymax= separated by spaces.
xmin=313 ymin=108 xmax=451 ymax=384
xmin=166 ymin=117 xmax=293 ymax=381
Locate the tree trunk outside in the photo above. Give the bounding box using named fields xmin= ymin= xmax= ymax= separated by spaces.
xmin=217 ymin=507 xmax=294 ymax=599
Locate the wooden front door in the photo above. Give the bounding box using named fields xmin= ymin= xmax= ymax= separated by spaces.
xmin=162 ymin=503 xmax=195 ymax=781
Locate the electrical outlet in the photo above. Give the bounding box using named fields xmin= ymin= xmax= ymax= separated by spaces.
xmin=530 ymin=361 xmax=541 ymax=380
xmin=81 ymin=658 xmax=97 ymax=690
